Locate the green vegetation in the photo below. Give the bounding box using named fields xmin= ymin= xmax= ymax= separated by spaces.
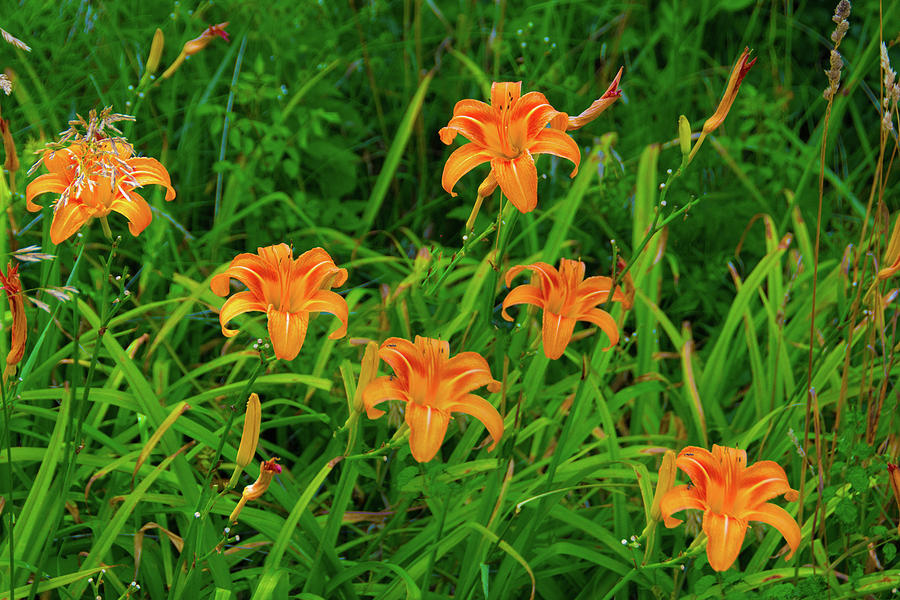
xmin=0 ymin=0 xmax=898 ymax=598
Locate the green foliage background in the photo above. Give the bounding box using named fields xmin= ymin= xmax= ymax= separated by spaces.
xmin=0 ymin=0 xmax=898 ymax=598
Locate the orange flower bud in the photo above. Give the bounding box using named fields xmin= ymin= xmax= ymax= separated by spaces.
xmin=649 ymin=450 xmax=676 ymax=522
xmin=182 ymin=22 xmax=229 ymax=57
xmin=0 ymin=263 xmax=26 ymax=383
xmin=878 ymin=213 xmax=900 ymax=280
xmin=554 ymin=66 xmax=624 ymax=131
xmin=146 ymin=28 xmax=165 ymax=75
xmin=228 ymin=393 xmax=262 ymax=488
xmin=889 ymin=463 xmax=900 ymax=535
xmin=689 ymin=47 xmax=756 ymax=162
xmin=159 ymin=23 xmax=229 ymax=81
xmin=229 ymin=457 xmax=281 ymax=523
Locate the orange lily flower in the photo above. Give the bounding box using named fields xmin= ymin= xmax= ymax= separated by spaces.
xmin=501 ymin=258 xmax=626 ymax=359
xmin=660 ymin=445 xmax=801 ymax=572
xmin=0 ymin=262 xmax=26 ymax=382
xmin=439 ymin=70 xmax=622 ymax=214
xmin=210 ymin=244 xmax=349 ymax=361
xmin=26 ymin=139 xmax=176 ymax=244
xmin=362 ymin=336 xmax=503 ymax=463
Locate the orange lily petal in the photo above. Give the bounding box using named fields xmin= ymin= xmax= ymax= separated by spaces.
xmin=500 ymin=283 xmax=544 ymax=321
xmin=406 ymin=402 xmax=450 ymax=463
xmin=509 ymin=91 xmax=560 ymax=140
xmin=441 ymin=144 xmax=493 ymax=197
xmin=528 ymin=128 xmax=581 ymax=177
xmin=490 ymin=81 xmax=522 ymax=110
xmin=703 ymin=511 xmax=748 ymax=571
xmin=49 ymin=201 xmax=94 ymax=245
xmin=742 ymin=503 xmax=801 ymax=560
xmin=540 ymin=311 xmax=576 ymax=359
xmin=660 ymin=484 xmax=708 ymax=528
xmin=445 ymin=393 xmax=504 ymax=451
xmin=504 ymin=261 xmax=559 ymax=289
xmin=576 ymin=276 xmax=627 ymax=310
xmin=25 ymin=172 xmax=68 ymax=211
xmin=304 ymin=289 xmax=349 ymax=340
xmin=210 ymin=254 xmax=271 ymax=298
xmin=362 ymin=375 xmax=410 ymax=419
xmin=439 ymin=99 xmax=499 ymax=147
xmin=109 ymin=193 xmax=153 ymax=237
xmin=219 ymin=291 xmax=267 ymax=337
xmin=266 ymin=308 xmax=308 ymax=361
xmin=127 ymin=157 xmax=177 ymax=201
xmin=674 ymin=446 xmax=717 ymax=496
xmin=491 ymin=153 xmax=538 ymax=213
xmin=295 ymin=247 xmax=349 ymax=289
xmin=444 ymin=351 xmax=501 ymax=397
xmin=578 ymin=308 xmax=620 ymax=349
xmin=379 ymin=337 xmax=423 ymax=383
xmin=738 ymin=460 xmax=799 ymax=505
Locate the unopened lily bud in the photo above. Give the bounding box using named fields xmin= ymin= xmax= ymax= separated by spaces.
xmin=616 ymin=256 xmax=635 ymax=311
xmin=678 ymin=115 xmax=692 ymax=161
xmin=352 ymin=342 xmax=379 ymax=415
xmin=229 ymin=457 xmax=281 ymax=523
xmin=146 ymin=29 xmax=165 ymax=75
xmin=889 ymin=463 xmax=900 ymax=534
xmin=0 ymin=263 xmax=26 ymax=383
xmin=878 ymin=213 xmax=900 ymax=280
xmin=183 ymin=22 xmax=229 ymax=56
xmin=552 ymin=67 xmax=624 ymax=131
xmin=649 ymin=450 xmax=676 ymax=522
xmin=228 ymin=393 xmax=262 ymax=488
xmin=159 ymin=23 xmax=229 ymax=81
xmin=689 ymin=48 xmax=756 ymax=162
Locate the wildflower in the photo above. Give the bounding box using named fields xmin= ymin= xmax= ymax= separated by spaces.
xmin=160 ymin=23 xmax=229 ymax=80
xmin=688 ymin=48 xmax=756 ymax=162
xmin=439 ymin=71 xmax=622 ymax=214
xmin=501 ymin=258 xmax=626 ymax=359
xmin=660 ymin=445 xmax=801 ymax=572
xmin=889 ymin=463 xmax=900 ymax=535
xmin=228 ymin=393 xmax=261 ymax=488
xmin=210 ymin=244 xmax=349 ymax=361
xmin=0 ymin=262 xmax=25 ymax=382
xmin=25 ymin=109 xmax=175 ymax=244
xmin=362 ymin=336 xmax=503 ymax=463
xmin=228 ymin=457 xmax=281 ymax=523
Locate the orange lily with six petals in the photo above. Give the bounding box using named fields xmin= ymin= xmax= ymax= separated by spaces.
xmin=26 ymin=139 xmax=176 ymax=244
xmin=362 ymin=336 xmax=503 ymax=463
xmin=660 ymin=445 xmax=801 ymax=572
xmin=501 ymin=258 xmax=626 ymax=359
xmin=440 ymin=71 xmax=622 ymax=214
xmin=210 ymin=244 xmax=349 ymax=361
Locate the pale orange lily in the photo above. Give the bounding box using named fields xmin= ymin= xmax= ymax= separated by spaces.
xmin=440 ymin=70 xmax=622 ymax=214
xmin=501 ymin=258 xmax=626 ymax=359
xmin=26 ymin=139 xmax=175 ymax=244
xmin=660 ymin=445 xmax=801 ymax=572
xmin=0 ymin=262 xmax=26 ymax=382
xmin=210 ymin=244 xmax=349 ymax=361
xmin=362 ymin=336 xmax=503 ymax=463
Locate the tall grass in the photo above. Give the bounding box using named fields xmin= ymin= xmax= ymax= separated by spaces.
xmin=0 ymin=1 xmax=898 ymax=599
